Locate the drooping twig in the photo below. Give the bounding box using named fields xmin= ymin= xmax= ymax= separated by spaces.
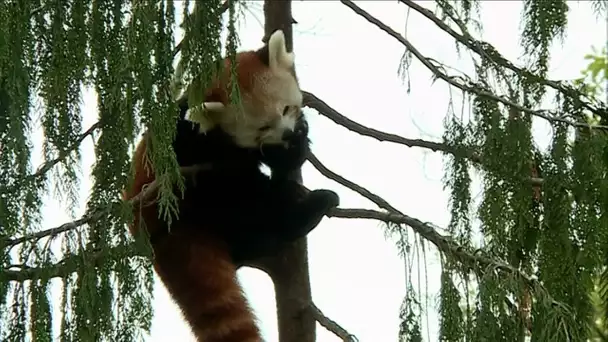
xmin=339 ymin=0 xmax=608 ymax=130
xmin=309 ymin=302 xmax=358 ymax=342
xmin=29 ymin=5 xmax=45 ymax=16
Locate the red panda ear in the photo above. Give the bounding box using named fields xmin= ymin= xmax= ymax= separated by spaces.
xmin=267 ymin=30 xmax=295 ymax=71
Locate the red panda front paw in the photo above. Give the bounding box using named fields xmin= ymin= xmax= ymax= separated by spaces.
xmin=260 ymin=137 xmax=309 ymax=175
xmin=303 ymin=189 xmax=340 ymax=213
xmin=280 ymin=189 xmax=340 ymax=241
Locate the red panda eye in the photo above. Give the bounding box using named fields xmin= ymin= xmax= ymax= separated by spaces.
xmin=282 ymin=106 xmax=290 ymax=116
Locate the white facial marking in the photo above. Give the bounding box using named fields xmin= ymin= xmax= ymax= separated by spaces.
xmin=207 ymin=30 xmax=304 ymax=149
xmin=279 ymin=114 xmax=297 ymax=132
xmin=184 ymin=101 xmax=226 ymax=133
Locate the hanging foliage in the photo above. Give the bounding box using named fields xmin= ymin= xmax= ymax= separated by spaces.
xmin=1 ymin=0 xmax=607 ymax=340
xmin=436 ymin=0 xmax=608 ymax=341
xmin=0 ymin=1 xmax=237 ymax=340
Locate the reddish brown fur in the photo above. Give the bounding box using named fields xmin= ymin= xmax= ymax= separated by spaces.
xmin=123 ymin=86 xmax=265 ymax=341
xmin=204 ymin=51 xmax=266 ymax=105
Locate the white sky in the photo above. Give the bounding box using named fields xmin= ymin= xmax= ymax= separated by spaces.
xmin=25 ymin=1 xmax=606 ymax=341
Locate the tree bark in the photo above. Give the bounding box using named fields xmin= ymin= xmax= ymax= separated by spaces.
xmin=244 ymin=2 xmax=317 ymax=342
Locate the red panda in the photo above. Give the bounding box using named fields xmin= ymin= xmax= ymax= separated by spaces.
xmin=122 ymin=30 xmax=339 ymax=342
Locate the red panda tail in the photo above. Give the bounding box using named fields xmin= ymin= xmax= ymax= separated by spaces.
xmin=152 ymin=229 xmax=263 ymax=342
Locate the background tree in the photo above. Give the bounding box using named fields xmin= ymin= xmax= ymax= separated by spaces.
xmin=578 ymin=45 xmax=608 ymax=342
xmin=1 ymin=1 xmax=607 ymax=341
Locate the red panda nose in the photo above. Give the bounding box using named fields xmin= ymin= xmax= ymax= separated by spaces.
xmin=281 ymin=129 xmax=295 ymax=141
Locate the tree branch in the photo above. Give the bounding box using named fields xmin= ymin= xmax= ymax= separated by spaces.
xmin=2 ymin=155 xmax=552 ymax=320
xmin=30 ymin=122 xmax=102 ymax=181
xmin=306 ymin=152 xmax=541 ymax=288
xmin=3 ymin=244 xmax=144 ymax=282
xmin=0 ymin=121 xmax=101 ymax=194
xmin=3 ymin=165 xmax=211 ymax=250
xmin=399 ymin=0 xmax=607 ymax=120
xmin=2 ymin=153 xmax=550 ymax=312
xmin=339 ymin=0 xmax=608 ymax=130
xmin=302 ymin=91 xmax=463 ymax=157
xmin=309 ymin=302 xmax=358 ymax=342
xmin=4 ymin=212 xmax=102 ymax=249
xmin=172 ymin=0 xmax=231 ymax=58
xmin=303 ymin=91 xmax=544 ymax=187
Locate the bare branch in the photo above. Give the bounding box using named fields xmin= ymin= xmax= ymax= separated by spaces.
xmin=399 ymin=0 xmax=607 ymax=119
xmin=0 ymin=203 xmax=536 ymax=284
xmin=3 ymin=154 xmax=547 ymax=314
xmin=303 ymin=91 xmax=463 ymax=157
xmin=0 ymin=209 xmax=364 ymax=281
xmin=32 ymin=122 xmax=101 ymax=181
xmin=3 ymin=145 xmax=544 ymax=294
xmin=303 ymin=91 xmax=544 ymax=187
xmin=306 ymin=152 xmax=540 ymax=287
xmin=29 ymin=6 xmax=45 ymax=16
xmin=309 ymin=303 xmax=358 ymax=342
xmin=339 ymin=0 xmax=608 ymax=130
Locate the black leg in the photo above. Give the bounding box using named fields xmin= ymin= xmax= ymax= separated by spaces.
xmin=278 ymin=189 xmax=340 ymax=241
xmin=229 ymin=188 xmax=339 ymax=265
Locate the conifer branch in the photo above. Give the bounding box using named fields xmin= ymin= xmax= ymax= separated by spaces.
xmin=309 ymin=303 xmax=358 ymax=342
xmin=3 ymin=165 xmax=210 ymax=250
xmin=3 ymin=244 xmax=144 ymax=282
xmin=0 ymin=121 xmax=102 ymax=195
xmin=172 ymin=0 xmax=231 ymax=57
xmin=339 ymin=0 xmax=608 ymax=130
xmin=399 ymin=0 xmax=607 ymax=120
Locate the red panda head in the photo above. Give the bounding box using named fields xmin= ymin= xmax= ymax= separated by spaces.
xmin=185 ymin=30 xmax=303 ymax=148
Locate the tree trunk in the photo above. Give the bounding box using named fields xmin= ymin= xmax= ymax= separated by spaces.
xmin=244 ymin=1 xmax=317 ymax=342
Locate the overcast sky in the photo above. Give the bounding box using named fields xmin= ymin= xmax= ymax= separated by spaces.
xmin=33 ymin=1 xmax=606 ymax=341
